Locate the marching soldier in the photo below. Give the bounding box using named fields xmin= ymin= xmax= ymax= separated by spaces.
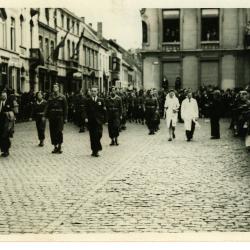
xmin=32 ymin=91 xmax=47 ymax=147
xmin=118 ymin=88 xmax=128 ymax=131
xmin=144 ymin=89 xmax=159 ymax=135
xmin=75 ymin=89 xmax=87 ymax=133
xmin=44 ymin=83 xmax=68 ymax=154
xmin=106 ymin=87 xmax=123 ymax=146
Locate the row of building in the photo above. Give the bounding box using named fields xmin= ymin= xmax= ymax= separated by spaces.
xmin=140 ymin=8 xmax=250 ymax=90
xmin=0 ymin=8 xmax=142 ymax=94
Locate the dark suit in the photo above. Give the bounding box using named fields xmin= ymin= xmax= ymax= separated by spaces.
xmin=0 ymin=98 xmax=14 ymax=154
xmin=44 ymin=93 xmax=68 ymax=146
xmin=86 ymin=97 xmax=106 ymax=154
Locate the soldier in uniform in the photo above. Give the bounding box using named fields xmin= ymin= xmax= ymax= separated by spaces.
xmin=44 ymin=83 xmax=68 ymax=154
xmin=0 ymin=91 xmax=15 ymax=157
xmin=118 ymin=88 xmax=127 ymax=131
xmin=32 ymin=91 xmax=47 ymax=147
xmin=85 ymin=87 xmax=106 ymax=157
xmin=137 ymin=89 xmax=145 ymax=124
xmin=106 ymin=87 xmax=123 ymax=146
xmin=144 ymin=89 xmax=159 ymax=135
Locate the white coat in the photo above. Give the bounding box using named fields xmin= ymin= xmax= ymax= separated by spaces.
xmin=181 ymin=97 xmax=199 ymax=131
xmin=164 ymin=95 xmax=180 ymax=128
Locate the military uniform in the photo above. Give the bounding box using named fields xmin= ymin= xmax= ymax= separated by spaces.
xmin=144 ymin=95 xmax=159 ymax=135
xmin=119 ymin=92 xmax=127 ymax=130
xmin=106 ymin=94 xmax=123 ymax=145
xmin=32 ymin=99 xmax=47 ymax=146
xmin=74 ymin=93 xmax=87 ymax=132
xmin=44 ymin=93 xmax=68 ymax=153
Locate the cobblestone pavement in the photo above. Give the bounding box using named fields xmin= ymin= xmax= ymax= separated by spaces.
xmin=0 ymin=119 xmax=249 ymax=234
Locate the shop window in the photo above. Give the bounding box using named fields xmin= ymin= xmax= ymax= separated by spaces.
xmin=142 ymin=21 xmax=148 ymax=43
xmin=162 ymin=9 xmax=180 ymax=43
xmin=201 ymin=9 xmax=219 ymax=41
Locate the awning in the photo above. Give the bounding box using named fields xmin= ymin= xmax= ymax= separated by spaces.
xmin=202 ymin=9 xmax=219 ymax=17
xmin=163 ymin=10 xmax=179 ymax=19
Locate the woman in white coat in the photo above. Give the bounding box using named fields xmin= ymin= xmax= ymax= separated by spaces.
xmin=181 ymin=90 xmax=199 ymax=141
xmin=164 ymin=90 xmax=180 ymax=141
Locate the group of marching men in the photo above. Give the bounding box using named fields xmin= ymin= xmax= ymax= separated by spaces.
xmin=0 ymin=84 xmax=231 ymax=157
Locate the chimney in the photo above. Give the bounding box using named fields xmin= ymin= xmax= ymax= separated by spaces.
xmin=97 ymin=22 xmax=102 ymax=39
xmin=89 ymin=23 xmax=92 ymax=27
xmin=81 ymin=17 xmax=85 ymax=23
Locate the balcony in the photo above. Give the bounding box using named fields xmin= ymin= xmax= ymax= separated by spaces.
xmin=201 ymin=41 xmax=220 ymax=50
xmin=162 ymin=43 xmax=180 ymax=52
xmin=66 ymin=58 xmax=79 ymax=73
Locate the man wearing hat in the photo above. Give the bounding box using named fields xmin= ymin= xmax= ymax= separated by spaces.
xmin=85 ymin=86 xmax=106 ymax=157
xmin=44 ymin=83 xmax=68 ymax=154
xmin=181 ymin=90 xmax=199 ymax=141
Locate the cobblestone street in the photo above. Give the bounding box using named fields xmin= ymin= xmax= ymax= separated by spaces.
xmin=0 ymin=119 xmax=249 ymax=234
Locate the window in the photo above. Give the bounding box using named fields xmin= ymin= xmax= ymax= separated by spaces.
xmin=67 ymin=40 xmax=70 ymax=60
xmin=61 ymin=13 xmax=64 ymax=28
xmin=67 ymin=17 xmax=70 ymax=31
xmin=201 ymin=9 xmax=219 ymax=41
xmin=61 ymin=36 xmax=65 ymax=60
xmin=82 ymin=45 xmax=85 ymax=65
xmin=39 ymin=35 xmax=43 ymax=51
xmin=45 ymin=38 xmax=49 ymax=61
xmin=10 ymin=17 xmax=16 ymax=51
xmin=0 ymin=15 xmax=7 ymax=48
xmin=72 ymin=21 xmax=75 ymax=33
xmin=72 ymin=41 xmax=75 ymax=58
xmin=86 ymin=47 xmax=89 ymax=66
xmin=162 ymin=9 xmax=180 ymax=42
xmin=30 ymin=20 xmax=34 ymax=48
xmin=142 ymin=21 xmax=148 ymax=43
xmin=20 ymin=15 xmax=24 ymax=46
xmin=77 ymin=23 xmax=79 ymax=36
xmin=45 ymin=8 xmax=49 ymax=23
xmin=112 ymin=57 xmax=120 ymax=71
xmin=50 ymin=41 xmax=55 ymax=58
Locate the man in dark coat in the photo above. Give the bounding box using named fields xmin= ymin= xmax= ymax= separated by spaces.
xmin=85 ymin=87 xmax=106 ymax=157
xmin=106 ymin=87 xmax=123 ymax=146
xmin=0 ymin=91 xmax=15 ymax=157
xmin=209 ymin=90 xmax=223 ymax=139
xmin=144 ymin=89 xmax=159 ymax=135
xmin=44 ymin=83 xmax=68 ymax=154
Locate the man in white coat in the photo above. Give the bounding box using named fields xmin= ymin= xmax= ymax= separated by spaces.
xmin=164 ymin=90 xmax=180 ymax=141
xmin=181 ymin=90 xmax=199 ymax=141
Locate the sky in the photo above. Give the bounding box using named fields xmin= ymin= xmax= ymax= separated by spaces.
xmin=69 ymin=0 xmax=142 ymax=50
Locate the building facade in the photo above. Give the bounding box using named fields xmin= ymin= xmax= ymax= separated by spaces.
xmin=0 ymin=8 xmax=142 ymax=94
xmin=0 ymin=8 xmax=32 ymax=93
xmin=140 ymin=8 xmax=250 ymax=90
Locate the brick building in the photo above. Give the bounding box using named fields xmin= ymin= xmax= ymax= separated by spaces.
xmin=140 ymin=8 xmax=250 ymax=90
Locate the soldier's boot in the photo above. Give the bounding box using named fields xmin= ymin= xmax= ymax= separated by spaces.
xmin=52 ymin=146 xmax=58 ymax=153
xmin=39 ymin=140 xmax=44 ymax=147
xmin=115 ymin=137 xmax=119 ymax=146
xmin=57 ymin=144 xmax=63 ymax=154
xmin=110 ymin=139 xmax=115 ymax=146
